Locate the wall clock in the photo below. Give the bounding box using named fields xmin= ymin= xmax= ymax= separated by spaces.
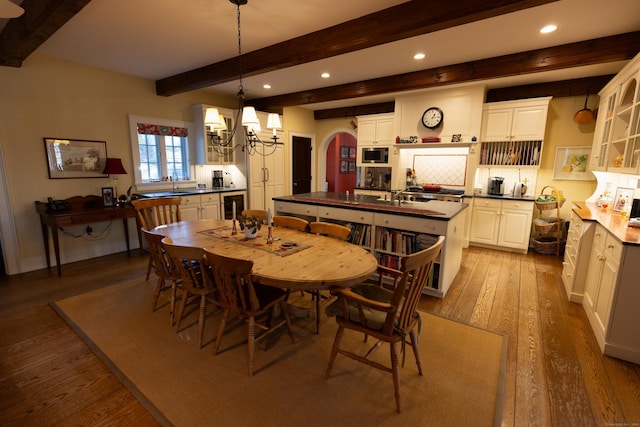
xmin=422 ymin=107 xmax=443 ymax=129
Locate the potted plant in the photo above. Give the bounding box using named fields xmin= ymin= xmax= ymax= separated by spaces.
xmin=238 ymin=214 xmax=262 ymax=239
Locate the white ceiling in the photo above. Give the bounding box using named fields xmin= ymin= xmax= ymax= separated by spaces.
xmin=18 ymin=0 xmax=640 ymax=109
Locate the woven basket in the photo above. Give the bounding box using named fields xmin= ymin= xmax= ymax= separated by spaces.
xmin=534 ymin=218 xmax=563 ymax=234
xmin=535 ymin=185 xmax=565 ymax=210
xmin=532 ymin=237 xmax=566 ymax=255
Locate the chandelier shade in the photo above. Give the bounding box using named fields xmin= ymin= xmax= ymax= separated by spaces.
xmin=203 ymin=0 xmax=283 ymax=156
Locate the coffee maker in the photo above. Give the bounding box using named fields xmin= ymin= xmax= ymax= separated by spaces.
xmin=212 ymin=170 xmax=224 ymax=188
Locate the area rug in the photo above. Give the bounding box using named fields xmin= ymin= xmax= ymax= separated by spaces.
xmin=52 ymin=279 xmax=506 ymax=427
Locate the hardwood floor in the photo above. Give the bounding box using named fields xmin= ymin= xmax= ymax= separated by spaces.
xmin=1 ymin=247 xmax=639 ymax=426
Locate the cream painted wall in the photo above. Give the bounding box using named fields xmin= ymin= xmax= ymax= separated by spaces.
xmin=0 ymin=54 xmax=234 ymax=273
xmin=534 ymin=96 xmax=599 ymax=220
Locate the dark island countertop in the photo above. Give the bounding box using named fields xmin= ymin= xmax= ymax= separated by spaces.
xmin=134 ymin=187 xmax=247 ymax=198
xmin=273 ymin=192 xmax=468 ymax=221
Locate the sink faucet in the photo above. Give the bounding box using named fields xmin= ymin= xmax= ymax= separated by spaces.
xmin=391 ymin=188 xmax=411 ymax=205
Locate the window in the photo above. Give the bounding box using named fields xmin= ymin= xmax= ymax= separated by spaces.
xmin=128 ymin=115 xmax=194 ymax=186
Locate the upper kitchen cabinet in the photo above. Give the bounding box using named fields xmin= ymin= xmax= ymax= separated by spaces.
xmin=356 ymin=113 xmax=394 ymax=146
xmin=192 ymin=104 xmax=236 ymax=165
xmin=590 ymin=53 xmax=640 ymax=173
xmin=481 ymin=97 xmax=551 ymax=142
xmin=478 ymin=97 xmax=551 ymax=168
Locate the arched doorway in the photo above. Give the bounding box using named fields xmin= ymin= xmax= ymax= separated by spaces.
xmin=318 ymin=128 xmax=357 ymax=194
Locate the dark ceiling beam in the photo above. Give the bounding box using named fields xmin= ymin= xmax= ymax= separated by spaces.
xmin=0 ymin=0 xmax=92 ymax=67
xmin=249 ymin=31 xmax=640 ymax=112
xmin=314 ymin=103 xmax=395 ymax=121
xmin=485 ymin=75 xmax=614 ymax=103
xmin=155 ymin=0 xmax=557 ymax=96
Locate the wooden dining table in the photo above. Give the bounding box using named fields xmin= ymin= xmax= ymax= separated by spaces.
xmin=152 ymin=219 xmax=379 ymax=291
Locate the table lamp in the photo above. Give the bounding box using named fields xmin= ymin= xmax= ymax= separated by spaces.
xmin=102 ymin=158 xmax=127 ymax=203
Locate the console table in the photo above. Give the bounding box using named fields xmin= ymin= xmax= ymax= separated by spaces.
xmin=35 ymin=195 xmax=142 ymax=276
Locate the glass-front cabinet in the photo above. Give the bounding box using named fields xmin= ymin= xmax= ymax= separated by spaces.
xmin=192 ymin=104 xmax=236 ymax=165
xmin=590 ymin=53 xmax=640 ymax=173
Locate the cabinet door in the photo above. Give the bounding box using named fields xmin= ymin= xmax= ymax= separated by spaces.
xmin=180 ymin=204 xmax=200 ymax=221
xmin=200 ymin=194 xmax=220 ymax=220
xmin=497 ymin=205 xmax=532 ymax=249
xmin=590 ymin=90 xmax=617 ymax=171
xmin=594 ymin=256 xmax=618 ymax=333
xmin=376 ymin=117 xmax=394 ymax=144
xmin=511 ymin=105 xmax=548 ymax=140
xmin=469 ymin=203 xmax=500 ymax=244
xmin=481 ymin=108 xmax=513 ymax=142
xmin=357 ymin=120 xmax=378 ymax=144
xmin=584 ymin=243 xmax=604 ymax=311
xmin=263 ymin=144 xmax=286 ymax=213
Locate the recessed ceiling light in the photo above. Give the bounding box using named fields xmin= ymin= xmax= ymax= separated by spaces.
xmin=540 ymin=24 xmax=557 ymax=34
xmin=263 ymin=84 xmax=271 ymax=89
xmin=321 ymin=72 xmax=331 ymax=78
xmin=414 ymin=53 xmax=426 ymax=60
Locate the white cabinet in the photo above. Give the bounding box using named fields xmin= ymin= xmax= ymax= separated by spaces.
xmin=192 ymin=104 xmax=236 ymax=165
xmin=248 ymin=140 xmax=285 ymax=213
xmin=481 ymin=98 xmax=551 ymax=142
xmin=179 ymin=193 xmax=221 ymax=221
xmin=561 ymin=212 xmax=594 ymax=302
xmin=469 ymin=198 xmax=533 ymax=253
xmin=583 ymin=224 xmax=621 ymax=349
xmin=590 ymin=53 xmax=640 ymax=173
xmin=356 ymin=113 xmax=394 ymax=146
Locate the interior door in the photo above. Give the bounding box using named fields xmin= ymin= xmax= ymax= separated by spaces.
xmin=292 ymin=135 xmax=312 ymax=194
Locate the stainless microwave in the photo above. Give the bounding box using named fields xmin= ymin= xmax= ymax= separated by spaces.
xmin=361 ymin=147 xmax=389 ymax=164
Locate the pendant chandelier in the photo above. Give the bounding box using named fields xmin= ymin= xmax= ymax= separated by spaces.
xmin=204 ymin=0 xmax=282 ymax=156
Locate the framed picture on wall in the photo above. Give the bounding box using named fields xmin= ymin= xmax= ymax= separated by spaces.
xmin=348 ymin=161 xmax=355 ymax=172
xmin=349 ymin=147 xmax=356 ymax=159
xmin=340 ymin=146 xmax=349 ymax=159
xmin=552 ymin=146 xmax=594 ymax=180
xmin=340 ymin=160 xmax=348 ymax=173
xmin=44 ymin=138 xmax=108 ymax=179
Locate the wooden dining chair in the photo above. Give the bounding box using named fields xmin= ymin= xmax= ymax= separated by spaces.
xmin=306 ymin=221 xmax=352 ymax=333
xmin=272 ymin=215 xmax=309 ymax=232
xmin=132 ymin=197 xmax=182 ymax=280
xmin=162 ymin=239 xmax=218 ymax=349
xmin=324 ymin=236 xmax=444 ymax=412
xmin=241 ymin=209 xmax=267 ymax=224
xmin=203 ymin=249 xmax=295 ymax=376
xmin=141 ymin=229 xmax=182 ymax=326
xmin=310 ymin=221 xmax=351 ymax=241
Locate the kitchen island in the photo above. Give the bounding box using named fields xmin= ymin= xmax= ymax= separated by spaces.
xmin=273 ymin=192 xmax=468 ymax=298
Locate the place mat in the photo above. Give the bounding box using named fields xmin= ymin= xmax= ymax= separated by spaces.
xmin=199 ymin=226 xmax=311 ymax=257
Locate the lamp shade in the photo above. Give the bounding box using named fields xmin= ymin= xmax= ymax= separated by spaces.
xmin=204 ymin=107 xmax=223 ymax=127
xmin=267 ymin=113 xmax=282 ymax=130
xmin=241 ymin=106 xmax=260 ymax=128
xmin=102 ymin=158 xmax=127 ymax=175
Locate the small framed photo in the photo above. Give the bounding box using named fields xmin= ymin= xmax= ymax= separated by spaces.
xmin=613 ymin=187 xmax=634 ymax=215
xmin=451 ymin=134 xmax=461 ymax=142
xmin=348 ymin=161 xmax=356 ymax=172
xmin=340 ymin=160 xmax=348 ymax=173
xmin=340 ymin=146 xmax=349 ymax=159
xmin=349 ymin=147 xmax=356 ymax=159
xmin=102 ymin=187 xmax=114 ymax=207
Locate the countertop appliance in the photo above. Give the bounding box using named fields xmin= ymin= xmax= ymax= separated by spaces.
xmin=395 ymin=186 xmax=465 ymax=203
xmin=212 ymin=170 xmax=224 ymax=188
xmin=361 ymin=147 xmax=389 ymax=165
xmin=488 ymin=177 xmax=505 ymax=195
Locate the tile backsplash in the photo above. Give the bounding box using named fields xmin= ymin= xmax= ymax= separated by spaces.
xmin=398 ymin=146 xmax=469 ymax=188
